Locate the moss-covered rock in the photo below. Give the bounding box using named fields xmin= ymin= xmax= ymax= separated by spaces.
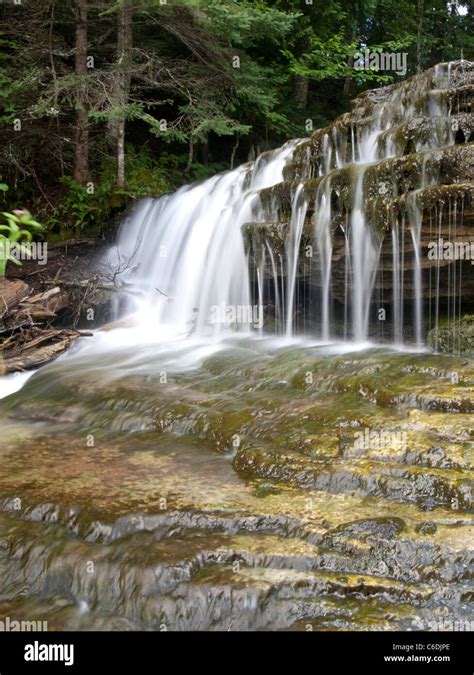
xmin=427 ymin=315 xmax=474 ymax=356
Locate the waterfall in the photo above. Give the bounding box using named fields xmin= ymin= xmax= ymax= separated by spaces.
xmin=313 ymin=177 xmax=333 ymax=340
xmin=113 ymin=140 xmax=300 ymax=338
xmin=349 ymin=168 xmax=381 ymax=341
xmin=266 ymin=242 xmax=282 ymax=333
xmin=285 ymin=184 xmax=308 ymax=337
xmin=110 ymin=61 xmax=472 ymax=347
xmin=256 ymin=244 xmax=265 ymax=336
xmin=392 ymin=221 xmax=402 ymax=344
xmin=408 ymin=193 xmax=424 ymax=346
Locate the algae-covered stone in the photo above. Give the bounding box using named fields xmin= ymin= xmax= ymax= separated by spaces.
xmin=427 ymin=315 xmax=474 ymax=356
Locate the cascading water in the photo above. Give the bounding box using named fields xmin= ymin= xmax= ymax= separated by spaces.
xmin=110 ymin=61 xmax=472 ymax=347
xmin=252 ymin=60 xmax=472 ymax=344
xmin=408 ymin=192 xmax=424 ymax=346
xmin=391 ymin=220 xmax=402 ymax=344
xmin=349 ymin=168 xmax=382 ymax=342
xmin=113 ymin=140 xmax=301 ymax=339
xmin=285 ymin=184 xmax=308 ymax=337
xmin=313 ymin=177 xmax=333 ymax=340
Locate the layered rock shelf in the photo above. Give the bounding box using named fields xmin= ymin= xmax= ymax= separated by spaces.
xmin=243 ymin=61 xmax=474 ymax=344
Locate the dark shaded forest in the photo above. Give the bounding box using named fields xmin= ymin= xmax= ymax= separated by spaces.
xmin=0 ymin=0 xmax=472 ymax=238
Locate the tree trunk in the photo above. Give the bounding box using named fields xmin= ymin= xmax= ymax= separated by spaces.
xmin=199 ymin=135 xmax=210 ymax=165
xmin=292 ymin=36 xmax=309 ymax=109
xmin=115 ymin=2 xmax=133 ymax=188
xmin=447 ymin=1 xmax=457 ymax=59
xmin=343 ymin=23 xmax=357 ymax=97
xmin=185 ymin=136 xmax=194 ymax=173
xmin=416 ymin=0 xmax=424 ymax=73
xmin=230 ymin=134 xmax=240 ymax=169
xmin=73 ymin=0 xmax=88 ymax=186
xmin=429 ymin=0 xmax=445 ymax=65
xmin=292 ymin=74 xmax=309 ymax=110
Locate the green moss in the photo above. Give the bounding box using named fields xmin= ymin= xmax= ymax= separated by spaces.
xmin=428 ymin=314 xmax=474 ymax=357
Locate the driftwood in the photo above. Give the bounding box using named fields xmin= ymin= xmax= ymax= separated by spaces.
xmin=0 ymin=279 xmax=30 ymax=314
xmin=48 ymin=238 xmax=96 ymax=250
xmin=0 ymin=278 xmax=92 ymax=374
xmin=0 ymin=321 xmax=43 ymax=336
xmin=10 ymin=285 xmax=69 ymax=324
xmin=2 ymin=340 xmax=71 ymax=373
xmin=1 ymin=327 xmax=93 ymax=374
xmin=99 ymin=317 xmax=135 ymax=332
xmin=0 ymin=236 xmax=123 ymax=374
xmin=27 ymin=287 xmax=62 ymax=303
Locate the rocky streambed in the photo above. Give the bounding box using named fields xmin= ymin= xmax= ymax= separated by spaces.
xmin=0 ymin=338 xmax=472 ymax=631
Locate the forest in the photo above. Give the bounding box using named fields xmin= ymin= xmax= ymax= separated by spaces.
xmin=0 ymin=0 xmax=472 ymax=239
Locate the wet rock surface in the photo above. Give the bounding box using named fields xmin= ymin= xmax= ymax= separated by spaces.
xmin=0 ymin=341 xmax=472 ymax=630
xmin=428 ymin=315 xmax=474 ymax=357
xmin=245 ymin=61 xmax=474 ymax=341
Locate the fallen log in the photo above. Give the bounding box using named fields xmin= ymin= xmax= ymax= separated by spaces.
xmin=0 ymin=279 xmax=30 ymax=313
xmin=18 ymin=285 xmax=70 ymax=319
xmin=16 ymin=307 xmax=58 ymax=321
xmin=1 ymin=329 xmax=93 ymax=373
xmin=2 ymin=338 xmax=75 ymax=373
xmin=48 ymin=238 xmax=96 ymax=249
xmin=0 ymin=321 xmax=43 ymax=336
xmin=27 ymin=287 xmax=61 ymax=303
xmin=44 ymin=279 xmax=120 ymax=292
xmin=13 ymin=329 xmax=65 ymax=352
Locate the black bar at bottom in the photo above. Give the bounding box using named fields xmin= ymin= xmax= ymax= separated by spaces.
xmin=0 ymin=630 xmax=471 ymax=673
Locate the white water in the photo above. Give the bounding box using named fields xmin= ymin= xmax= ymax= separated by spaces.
xmin=111 ymin=140 xmax=300 ymax=340
xmin=392 ymin=222 xmax=402 ymax=344
xmin=349 ymin=168 xmax=382 ymax=342
xmin=313 ymin=177 xmax=333 ymax=340
xmin=285 ymin=184 xmax=308 ymax=337
xmin=408 ymin=192 xmax=424 ymax=346
xmin=0 ymin=370 xmax=36 ymax=399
